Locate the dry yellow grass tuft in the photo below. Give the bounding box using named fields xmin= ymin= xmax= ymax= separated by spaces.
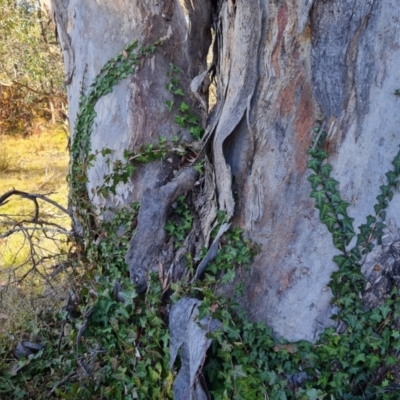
xmin=0 ymin=124 xmax=71 ymax=348
xmin=0 ymin=124 xmax=70 ymax=267
xmin=0 ymin=124 xmax=69 ymax=200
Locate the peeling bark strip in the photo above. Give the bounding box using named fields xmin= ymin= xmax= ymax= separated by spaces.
xmin=169 ymin=297 xmax=221 ymax=400
xmin=212 ymin=0 xmax=262 ymax=218
xmin=192 ymin=222 xmax=231 ymax=282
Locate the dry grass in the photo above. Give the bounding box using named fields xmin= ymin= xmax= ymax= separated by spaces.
xmin=0 ymin=124 xmax=70 ymax=266
xmin=0 ymin=123 xmax=71 ymax=348
xmin=0 ymin=124 xmax=69 ymax=204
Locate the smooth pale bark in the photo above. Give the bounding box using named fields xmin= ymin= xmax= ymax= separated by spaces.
xmin=52 ymin=0 xmax=400 ymax=342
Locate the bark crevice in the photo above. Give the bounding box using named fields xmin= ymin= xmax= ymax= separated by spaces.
xmin=125 ymin=166 xmax=199 ymax=292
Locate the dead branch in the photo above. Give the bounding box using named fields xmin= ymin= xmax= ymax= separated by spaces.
xmin=0 ymin=189 xmax=71 ymax=217
xmin=0 ymin=227 xmax=72 ymax=239
xmin=0 ymin=188 xmax=72 ymax=290
xmin=0 ymin=217 xmax=70 ymax=233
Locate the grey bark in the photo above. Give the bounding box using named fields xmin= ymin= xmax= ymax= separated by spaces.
xmin=169 ymin=297 xmax=221 ymax=400
xmin=53 ymin=0 xmax=400 ymax=345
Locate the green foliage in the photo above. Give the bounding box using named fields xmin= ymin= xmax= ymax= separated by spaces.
xmin=164 ymin=194 xmax=194 ymax=246
xmin=92 ymin=136 xmax=183 ymax=197
xmin=190 ymin=121 xmax=400 ymax=400
xmin=0 ymin=205 xmax=259 ymax=399
xmin=70 ymin=39 xmax=163 ymax=247
xmin=165 ymin=64 xmax=205 ymax=141
xmin=307 ymin=140 xmax=356 ymax=252
xmin=63 ymin=274 xmax=174 ymax=400
xmin=302 ymin=124 xmax=400 ymax=398
xmin=5 ymin=31 xmax=400 ymax=400
xmin=0 ymin=0 xmax=65 ymax=134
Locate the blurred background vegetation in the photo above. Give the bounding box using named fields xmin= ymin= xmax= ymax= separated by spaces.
xmin=0 ymin=0 xmax=71 ymax=357
xmin=0 ymin=0 xmax=66 ymax=135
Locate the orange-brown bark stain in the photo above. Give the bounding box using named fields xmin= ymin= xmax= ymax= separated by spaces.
xmin=271 ymin=2 xmax=288 ymax=77
xmin=276 ymin=79 xmax=296 ymax=116
xmin=294 ymin=81 xmax=313 ymax=174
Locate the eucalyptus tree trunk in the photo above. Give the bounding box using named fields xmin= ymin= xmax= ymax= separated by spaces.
xmin=52 ymin=0 xmax=400 ymax=343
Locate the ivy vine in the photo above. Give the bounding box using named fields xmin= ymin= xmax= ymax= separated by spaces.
xmin=4 ymin=34 xmax=400 ymax=399
xmin=69 ymin=39 xmax=163 ymax=246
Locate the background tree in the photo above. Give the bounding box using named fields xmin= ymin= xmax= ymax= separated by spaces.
xmin=0 ymin=0 xmax=65 ymax=134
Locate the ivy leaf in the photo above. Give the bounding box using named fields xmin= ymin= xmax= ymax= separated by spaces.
xmin=328 ymin=281 xmax=340 ymax=297
xmin=379 ymin=303 xmax=392 ymax=319
xmin=310 ymin=190 xmax=326 ymax=208
xmin=378 ymin=199 xmax=389 ymax=210
xmin=307 ymin=146 xmax=318 ymax=156
xmin=307 ymin=147 xmax=319 ymax=157
xmin=320 ymin=163 xmax=333 ymax=177
xmin=100 ymin=148 xmax=112 ymax=157
xmin=392 ymin=157 xmax=400 ymax=174
xmin=335 ymin=201 xmax=350 ymax=216
xmin=353 ymin=353 xmax=366 ymax=364
xmin=307 ymin=148 xmax=328 ymax=161
xmin=305 ymin=389 xmax=324 ymax=400
xmin=379 ymin=185 xmax=390 ymax=196
xmin=329 ymin=191 xmax=342 ymax=204
xmin=374 ymin=204 xmax=383 ymax=215
xmin=221 ymin=269 xmax=236 ymax=284
xmin=369 ymin=309 xmax=382 ymax=323
xmin=332 ymin=234 xmax=345 ymax=251
xmin=356 ymin=224 xmax=371 ymax=246
xmin=366 ymin=215 xmax=376 ymax=226
xmin=319 ymin=203 xmax=334 ymax=220
xmin=343 ymin=230 xmax=356 ymax=245
xmin=231 ymin=365 xmax=248 ymax=379
xmin=315 ymin=149 xmax=329 ymax=161
xmin=179 ymin=102 xmax=190 ymax=112
xmin=174 ymin=88 xmax=185 ymax=96
xmin=333 ymin=254 xmax=352 ymax=270
xmin=307 ymin=159 xmax=321 ymax=173
xmin=386 ymin=355 xmax=399 ymax=366
xmin=347 ymin=270 xmax=365 ymax=286
xmin=341 ymin=217 xmax=355 ymax=233
xmin=376 ymin=194 xmax=386 ymax=206
xmin=322 ymin=214 xmax=337 ymax=233
xmin=386 ymin=171 xmax=398 ymax=186
xmin=324 ymin=177 xmax=339 ymax=192
xmin=349 ymin=247 xmax=361 ymax=261
xmin=332 ymin=229 xmax=342 ymax=242
xmin=392 ymin=330 xmax=400 ymax=339
xmin=189 ymin=126 xmax=204 ymax=140
xmin=307 ymin=174 xmax=323 ymax=190
xmin=174 ymin=115 xmax=187 ymax=128
xmin=165 ymin=100 xmax=174 ymax=111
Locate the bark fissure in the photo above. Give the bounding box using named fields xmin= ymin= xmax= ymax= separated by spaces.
xmin=125 ymin=166 xmax=199 ymax=292
xmin=121 ymin=1 xmax=215 ymax=291
xmin=311 ymin=1 xmax=378 ymax=124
